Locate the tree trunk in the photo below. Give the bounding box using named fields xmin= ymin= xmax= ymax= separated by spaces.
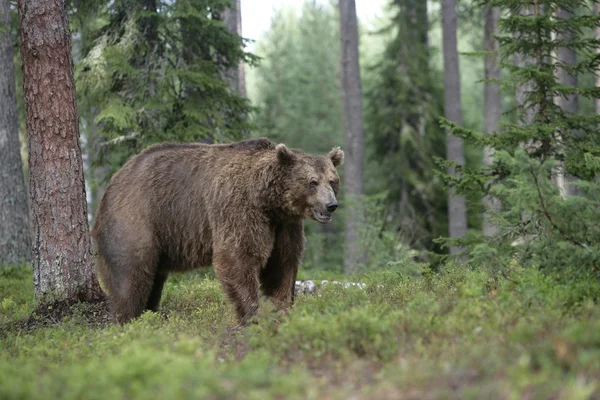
xmin=17 ymin=0 xmax=103 ymax=304
xmin=514 ymin=6 xmax=536 ymax=126
xmin=222 ymin=0 xmax=246 ymax=97
xmin=482 ymin=6 xmax=501 ymax=237
xmin=554 ymin=8 xmax=578 ymax=196
xmin=442 ymin=0 xmax=467 ymax=254
xmin=0 ymin=0 xmax=30 ymax=266
xmin=89 ymin=111 xmax=108 ymax=220
xmin=555 ymin=9 xmax=578 ymax=116
xmin=339 ymin=0 xmax=366 ymax=273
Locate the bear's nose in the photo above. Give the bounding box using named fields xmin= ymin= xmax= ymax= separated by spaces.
xmin=326 ymin=202 xmax=338 ymax=213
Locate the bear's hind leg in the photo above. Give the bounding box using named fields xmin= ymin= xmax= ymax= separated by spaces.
xmin=109 ymin=273 xmax=156 ymax=324
xmin=102 ymin=249 xmax=160 ymax=324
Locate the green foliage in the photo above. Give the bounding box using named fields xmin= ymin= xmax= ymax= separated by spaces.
xmin=249 ymin=2 xmax=343 ymax=155
xmin=364 ymin=0 xmax=448 ymax=256
xmin=75 ymin=0 xmax=257 ymax=178
xmin=2 ymin=263 xmax=600 ymax=398
xmin=437 ymin=0 xmax=600 ymax=274
xmin=0 ymin=266 xmax=34 ymax=325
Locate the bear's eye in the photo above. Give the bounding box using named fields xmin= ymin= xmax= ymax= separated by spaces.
xmin=309 ymin=181 xmax=318 ymax=188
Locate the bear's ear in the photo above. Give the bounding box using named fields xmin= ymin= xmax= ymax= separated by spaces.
xmin=328 ymin=147 xmax=344 ymax=167
xmin=276 ymin=143 xmax=296 ymax=164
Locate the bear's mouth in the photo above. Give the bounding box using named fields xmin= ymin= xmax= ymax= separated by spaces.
xmin=314 ymin=210 xmax=332 ymax=224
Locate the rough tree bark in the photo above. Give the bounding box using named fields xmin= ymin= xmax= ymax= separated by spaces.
xmin=442 ymin=0 xmax=467 ymax=254
xmin=222 ymin=0 xmax=246 ymax=97
xmin=339 ymin=0 xmax=366 ymax=273
xmin=0 ymin=0 xmax=30 ymax=265
xmin=17 ymin=0 xmax=103 ymax=304
xmin=483 ymin=6 xmax=501 ymax=237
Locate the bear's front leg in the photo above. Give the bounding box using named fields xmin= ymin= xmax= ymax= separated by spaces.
xmin=260 ymin=223 xmax=304 ymax=309
xmin=213 ymin=248 xmax=264 ymax=324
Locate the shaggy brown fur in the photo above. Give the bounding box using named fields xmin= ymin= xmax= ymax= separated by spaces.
xmin=92 ymin=138 xmax=344 ymax=324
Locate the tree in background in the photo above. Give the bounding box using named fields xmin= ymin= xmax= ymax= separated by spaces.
xmin=339 ymin=0 xmax=366 ymax=273
xmin=365 ymin=0 xmax=447 ymax=254
xmin=222 ymin=0 xmax=246 ymax=97
xmin=69 ymin=0 xmax=111 ymax=222
xmin=17 ymin=0 xmax=103 ymax=303
xmin=0 ymin=0 xmax=30 ymax=265
xmin=554 ymin=7 xmax=578 ymax=119
xmin=76 ymin=0 xmax=256 ymax=178
xmin=482 ymin=5 xmax=501 ymax=236
xmin=252 ymin=4 xmax=343 ymax=154
xmin=441 ymin=0 xmax=600 ymax=273
xmin=442 ymin=0 xmax=468 ymax=254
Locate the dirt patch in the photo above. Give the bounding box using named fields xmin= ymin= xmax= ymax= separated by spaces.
xmin=1 ymin=298 xmax=112 ymax=336
xmin=217 ymin=326 xmax=252 ymax=361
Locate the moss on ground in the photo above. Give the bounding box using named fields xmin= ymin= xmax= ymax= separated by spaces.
xmin=1 ymin=263 xmax=599 ymax=399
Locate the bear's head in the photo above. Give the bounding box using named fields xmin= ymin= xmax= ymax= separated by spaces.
xmin=275 ymin=143 xmax=344 ymax=224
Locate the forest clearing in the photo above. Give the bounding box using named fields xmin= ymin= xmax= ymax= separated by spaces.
xmin=1 ymin=0 xmax=600 ymax=398
xmin=2 ymin=264 xmax=600 ymax=399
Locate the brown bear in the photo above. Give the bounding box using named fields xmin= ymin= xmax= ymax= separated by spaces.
xmin=92 ymin=138 xmax=344 ymax=324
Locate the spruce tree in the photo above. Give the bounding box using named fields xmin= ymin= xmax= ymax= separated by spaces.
xmin=76 ymin=0 xmax=257 ymax=177
xmin=365 ymin=0 xmax=447 ymax=255
xmin=439 ymin=0 xmax=600 ymax=273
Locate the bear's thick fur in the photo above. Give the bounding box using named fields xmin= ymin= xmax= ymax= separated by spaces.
xmin=92 ymin=138 xmax=344 ymax=324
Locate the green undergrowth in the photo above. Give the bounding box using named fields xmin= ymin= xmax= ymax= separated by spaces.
xmin=1 ymin=263 xmax=600 ymax=399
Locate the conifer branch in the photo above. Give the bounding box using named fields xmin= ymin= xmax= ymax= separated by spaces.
xmin=529 ymin=164 xmax=590 ymax=251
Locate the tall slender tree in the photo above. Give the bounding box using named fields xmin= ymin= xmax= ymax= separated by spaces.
xmin=339 ymin=0 xmax=366 ymax=273
xmin=483 ymin=6 xmax=501 ymax=236
xmin=514 ymin=5 xmax=536 ymax=126
xmin=442 ymin=0 xmax=467 ymax=254
xmin=555 ymin=8 xmax=578 ymax=116
xmin=18 ymin=0 xmax=103 ymax=304
xmin=555 ymin=6 xmax=578 ymax=195
xmin=222 ymin=0 xmax=246 ymax=97
xmin=0 ymin=0 xmax=30 ymax=265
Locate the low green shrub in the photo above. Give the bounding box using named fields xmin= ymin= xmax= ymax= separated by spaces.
xmin=1 ymin=262 xmax=599 ymax=399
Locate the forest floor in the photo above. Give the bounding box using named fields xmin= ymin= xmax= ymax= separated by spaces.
xmin=1 ymin=263 xmax=600 ymax=400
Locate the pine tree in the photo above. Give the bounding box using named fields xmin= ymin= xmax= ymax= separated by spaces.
xmin=0 ymin=0 xmax=30 ymax=266
xmin=222 ymin=0 xmax=246 ymax=97
xmin=442 ymin=0 xmax=468 ymax=255
xmin=439 ymin=0 xmax=600 ymax=273
xmin=18 ymin=0 xmax=103 ymax=304
xmin=482 ymin=6 xmax=501 ymax=237
xmin=339 ymin=0 xmax=367 ymax=273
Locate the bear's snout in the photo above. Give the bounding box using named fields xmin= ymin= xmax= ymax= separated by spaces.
xmin=326 ymin=202 xmax=338 ymax=213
